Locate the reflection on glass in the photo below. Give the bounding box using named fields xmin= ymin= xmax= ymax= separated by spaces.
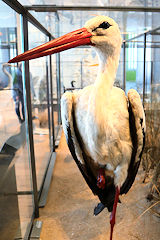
xmin=0 ymin=1 xmax=34 ymax=239
xmin=60 ymin=48 xmax=97 ymax=90
xmin=143 ymin=31 xmax=160 ymax=177
xmin=28 ymin=22 xmax=51 ymax=190
xmin=60 ymin=46 xmax=122 ymax=92
xmin=29 ymin=11 xmax=57 ymax=37
xmin=125 ymin=37 xmax=144 ymax=97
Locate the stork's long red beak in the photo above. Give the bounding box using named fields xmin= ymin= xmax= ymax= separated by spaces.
xmin=8 ymin=28 xmax=92 ymax=63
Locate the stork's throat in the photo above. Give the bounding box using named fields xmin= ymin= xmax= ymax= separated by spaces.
xmin=95 ymin=50 xmax=120 ymax=86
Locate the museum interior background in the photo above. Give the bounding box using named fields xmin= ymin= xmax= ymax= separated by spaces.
xmin=0 ymin=0 xmax=160 ymax=239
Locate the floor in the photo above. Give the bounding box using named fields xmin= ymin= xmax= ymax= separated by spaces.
xmin=38 ymin=133 xmax=160 ymax=240
xmin=0 ymin=88 xmax=63 ymax=239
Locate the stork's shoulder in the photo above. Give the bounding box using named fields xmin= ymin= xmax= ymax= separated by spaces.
xmin=61 ymin=92 xmax=74 ymax=123
xmin=112 ymin=86 xmax=127 ymax=101
xmin=73 ymin=85 xmax=94 ymax=110
xmin=61 ymin=90 xmax=80 ymax=115
xmin=61 ymin=85 xmax=93 ymax=104
xmin=61 ymin=91 xmax=76 ymax=104
xmin=112 ymin=86 xmax=125 ymax=94
xmin=127 ymin=89 xmax=143 ymax=112
xmin=110 ymin=87 xmax=128 ymax=113
xmin=127 ymin=89 xmax=146 ymax=132
xmin=61 ymin=90 xmax=85 ymax=164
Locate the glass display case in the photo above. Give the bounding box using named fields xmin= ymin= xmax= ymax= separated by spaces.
xmin=1 ymin=0 xmax=160 ymax=239
xmin=0 ymin=2 xmax=34 ymax=239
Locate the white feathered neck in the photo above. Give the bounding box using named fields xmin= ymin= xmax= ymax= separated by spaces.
xmin=93 ymin=44 xmax=121 ymax=103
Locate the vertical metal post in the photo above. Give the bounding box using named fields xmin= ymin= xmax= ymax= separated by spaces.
xmin=46 ymin=54 xmax=52 ymax=150
xmin=123 ymin=42 xmax=126 ymax=92
xmin=80 ymin=61 xmax=83 ymax=89
xmin=151 ymin=60 xmax=153 ymax=104
xmin=23 ymin=15 xmax=39 ymax=218
xmin=57 ymin=52 xmax=61 ymax=124
xmin=49 ymin=36 xmax=55 ymax=151
xmin=56 ymin=14 xmax=61 ymax=124
xmin=143 ymin=33 xmax=146 ymax=106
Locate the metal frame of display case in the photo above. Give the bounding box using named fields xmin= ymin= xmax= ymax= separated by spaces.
xmin=23 ymin=15 xmax=39 ymax=218
xmin=24 ymin=5 xmax=160 ymax=12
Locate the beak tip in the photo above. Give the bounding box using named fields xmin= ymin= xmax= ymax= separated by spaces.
xmin=8 ymin=58 xmax=15 ymax=63
xmin=8 ymin=58 xmax=21 ymax=63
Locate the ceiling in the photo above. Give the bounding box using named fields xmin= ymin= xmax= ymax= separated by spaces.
xmin=18 ymin=0 xmax=160 ymax=7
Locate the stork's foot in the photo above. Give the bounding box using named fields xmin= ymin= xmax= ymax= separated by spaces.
xmin=94 ymin=202 xmax=105 ymax=216
xmin=97 ymin=168 xmax=105 ymax=189
xmin=110 ymin=186 xmax=120 ymax=240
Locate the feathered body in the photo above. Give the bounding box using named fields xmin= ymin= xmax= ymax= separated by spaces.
xmin=63 ymin=85 xmax=131 ymax=175
xmin=61 ymin=16 xmax=145 ymax=218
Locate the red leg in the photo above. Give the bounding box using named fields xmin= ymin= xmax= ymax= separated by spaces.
xmin=110 ymin=186 xmax=120 ymax=240
xmin=97 ymin=168 xmax=105 ymax=189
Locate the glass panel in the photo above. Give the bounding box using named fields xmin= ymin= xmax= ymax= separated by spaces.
xmin=125 ymin=35 xmax=144 ymax=97
xmin=115 ymin=47 xmax=124 ymax=89
xmin=0 ymin=2 xmax=34 ymax=239
xmin=142 ymin=30 xmax=160 ymax=227
xmin=29 ymin=11 xmax=57 ymax=36
xmin=28 ymin=22 xmax=51 ymax=190
xmin=60 ymin=47 xmax=97 ymax=89
xmin=58 ymin=10 xmax=146 ymax=37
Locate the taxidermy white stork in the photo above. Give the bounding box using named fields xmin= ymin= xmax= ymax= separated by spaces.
xmin=9 ymin=15 xmax=146 ymax=240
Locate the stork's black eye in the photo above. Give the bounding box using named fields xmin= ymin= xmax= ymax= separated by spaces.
xmin=92 ymin=21 xmax=111 ymax=32
xmin=99 ymin=22 xmax=111 ymax=29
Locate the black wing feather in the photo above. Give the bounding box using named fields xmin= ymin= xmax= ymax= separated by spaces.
xmin=120 ymin=100 xmax=145 ymax=194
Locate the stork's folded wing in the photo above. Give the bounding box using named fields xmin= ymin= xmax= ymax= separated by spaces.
xmin=120 ymin=89 xmax=145 ymax=194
